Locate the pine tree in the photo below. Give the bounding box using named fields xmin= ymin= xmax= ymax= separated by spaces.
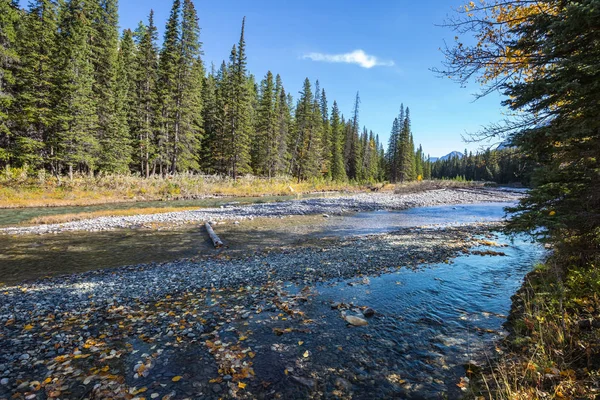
xmin=0 ymin=0 xmax=20 ymax=167
xmin=53 ymin=0 xmax=100 ymax=178
xmin=329 ymin=100 xmax=346 ymax=181
xmin=133 ymin=11 xmax=159 ymax=177
xmin=12 ymin=0 xmax=58 ymax=169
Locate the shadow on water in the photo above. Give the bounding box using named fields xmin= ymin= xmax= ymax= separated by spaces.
xmin=0 ymin=203 xmax=514 ymax=286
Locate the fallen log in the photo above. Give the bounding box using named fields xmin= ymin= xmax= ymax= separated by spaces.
xmin=205 ymin=221 xmax=224 ymax=248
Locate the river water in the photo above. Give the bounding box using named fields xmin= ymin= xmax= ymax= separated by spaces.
xmin=0 ymin=202 xmax=544 ymax=399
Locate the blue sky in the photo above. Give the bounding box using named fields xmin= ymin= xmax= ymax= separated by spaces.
xmin=122 ymin=1 xmax=504 ymax=157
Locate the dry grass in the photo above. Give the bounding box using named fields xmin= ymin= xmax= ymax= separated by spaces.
xmin=23 ymin=206 xmax=202 ymax=225
xmin=472 ymin=261 xmax=600 ymax=399
xmin=0 ymin=171 xmax=380 ymax=208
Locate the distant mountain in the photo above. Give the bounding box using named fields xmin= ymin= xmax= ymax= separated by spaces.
xmin=436 ymin=151 xmax=464 ymax=161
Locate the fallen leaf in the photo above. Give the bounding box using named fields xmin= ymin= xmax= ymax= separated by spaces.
xmin=172 ymin=376 xmax=182 ymax=382
xmin=238 ymin=382 xmax=246 ymax=389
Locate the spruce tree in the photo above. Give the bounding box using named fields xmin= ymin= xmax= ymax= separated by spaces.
xmin=199 ymin=65 xmax=218 ymax=173
xmin=174 ymin=0 xmax=203 ymax=172
xmin=54 ymin=0 xmax=99 ymax=178
xmin=345 ymin=92 xmax=361 ymax=180
xmin=274 ymin=74 xmax=290 ymax=175
xmin=133 ymin=11 xmax=159 ymax=177
xmin=319 ymin=88 xmax=331 ymax=178
xmin=254 ymin=71 xmax=277 ymax=176
xmin=227 ymin=17 xmax=252 ymax=178
xmin=92 ymin=0 xmax=129 ymax=173
xmin=329 ymin=101 xmax=346 ymax=181
xmin=156 ymin=0 xmax=181 ymax=174
xmin=13 ymin=0 xmax=58 ymax=169
xmin=101 ymin=28 xmax=134 ymax=174
xmin=0 ymin=0 xmax=20 ymax=167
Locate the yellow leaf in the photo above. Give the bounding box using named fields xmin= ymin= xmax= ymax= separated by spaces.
xmin=24 ymin=324 xmax=34 ymax=330
xmin=303 ymin=351 xmax=309 ymax=358
xmin=172 ymin=376 xmax=182 ymax=382
xmin=248 ymin=352 xmax=255 ymax=358
xmin=298 ymin=341 xmax=304 ymax=346
xmin=238 ymin=382 xmax=246 ymax=389
xmin=239 ymin=336 xmax=247 ymax=341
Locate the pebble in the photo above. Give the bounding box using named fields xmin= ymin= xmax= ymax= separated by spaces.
xmin=1 ymin=189 xmax=522 ymax=235
xmin=0 ymin=378 xmax=8 ymax=385
xmin=212 ymin=384 xmax=222 ymax=393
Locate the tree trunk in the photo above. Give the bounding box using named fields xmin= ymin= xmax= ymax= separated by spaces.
xmin=205 ymin=222 xmax=224 ymax=248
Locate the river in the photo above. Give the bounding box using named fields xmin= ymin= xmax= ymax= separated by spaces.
xmin=0 ymin=202 xmax=544 ymax=399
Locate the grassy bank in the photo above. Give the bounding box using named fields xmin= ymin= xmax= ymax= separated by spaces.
xmin=473 ymin=257 xmax=600 ymax=399
xmin=0 ymin=171 xmax=391 ymax=208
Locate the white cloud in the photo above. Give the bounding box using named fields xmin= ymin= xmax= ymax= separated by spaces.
xmin=302 ymin=49 xmax=394 ymax=69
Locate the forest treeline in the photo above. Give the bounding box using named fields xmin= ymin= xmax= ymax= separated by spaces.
xmin=0 ymin=0 xmax=444 ymax=184
xmin=430 ymin=148 xmax=529 ymax=185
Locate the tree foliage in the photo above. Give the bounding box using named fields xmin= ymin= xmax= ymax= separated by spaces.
xmin=438 ymin=0 xmax=600 ymax=261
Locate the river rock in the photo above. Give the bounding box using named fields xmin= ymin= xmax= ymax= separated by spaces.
xmin=342 ymin=313 xmax=368 ymax=326
xmin=362 ymin=308 xmax=376 ymax=318
xmin=335 ymin=377 xmax=352 ymax=391
xmin=291 ymin=375 xmax=316 ymax=390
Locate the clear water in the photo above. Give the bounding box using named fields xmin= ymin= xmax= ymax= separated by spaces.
xmin=0 ymin=203 xmax=514 ymax=286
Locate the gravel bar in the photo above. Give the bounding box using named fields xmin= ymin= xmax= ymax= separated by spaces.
xmin=1 ymin=188 xmax=522 ymax=235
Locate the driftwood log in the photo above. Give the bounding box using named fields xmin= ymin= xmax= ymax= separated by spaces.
xmin=205 ymin=222 xmax=224 ymax=248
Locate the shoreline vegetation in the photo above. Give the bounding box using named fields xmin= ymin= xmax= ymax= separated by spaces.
xmin=471 ymin=260 xmax=600 ymax=399
xmin=0 ymin=173 xmax=494 ymax=210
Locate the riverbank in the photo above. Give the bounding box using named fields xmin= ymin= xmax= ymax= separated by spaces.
xmin=0 ymin=174 xmax=382 ymax=209
xmin=1 ymin=187 xmax=522 ymax=235
xmin=0 ymin=222 xmax=514 ymax=399
xmin=473 ymin=259 xmax=600 ymax=399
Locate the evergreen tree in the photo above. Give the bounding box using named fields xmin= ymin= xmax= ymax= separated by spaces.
xmin=174 ymin=0 xmax=203 ymax=172
xmin=346 ymin=92 xmax=361 ymax=180
xmin=54 ymin=0 xmax=99 ymax=178
xmin=199 ymin=64 xmax=218 ymax=173
xmin=329 ymin=101 xmax=346 ymax=181
xmin=156 ymin=0 xmax=181 ymax=174
xmin=133 ymin=11 xmax=159 ymax=177
xmin=100 ymin=27 xmax=134 ymax=173
xmin=274 ymin=74 xmax=290 ymax=175
xmin=0 ymin=0 xmax=20 ymax=167
xmin=386 ymin=118 xmax=400 ymax=182
xmin=290 ymin=78 xmax=322 ymax=181
xmin=12 ymin=0 xmax=58 ymax=169
xmin=226 ymin=17 xmax=252 ymax=178
xmin=319 ymin=88 xmax=331 ymax=178
xmin=254 ymin=71 xmax=277 ymax=176
xmin=397 ymin=106 xmax=414 ymax=182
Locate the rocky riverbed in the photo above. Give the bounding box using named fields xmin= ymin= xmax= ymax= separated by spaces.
xmin=0 ymin=222 xmax=510 ymax=400
xmin=1 ymin=188 xmax=522 ymax=235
